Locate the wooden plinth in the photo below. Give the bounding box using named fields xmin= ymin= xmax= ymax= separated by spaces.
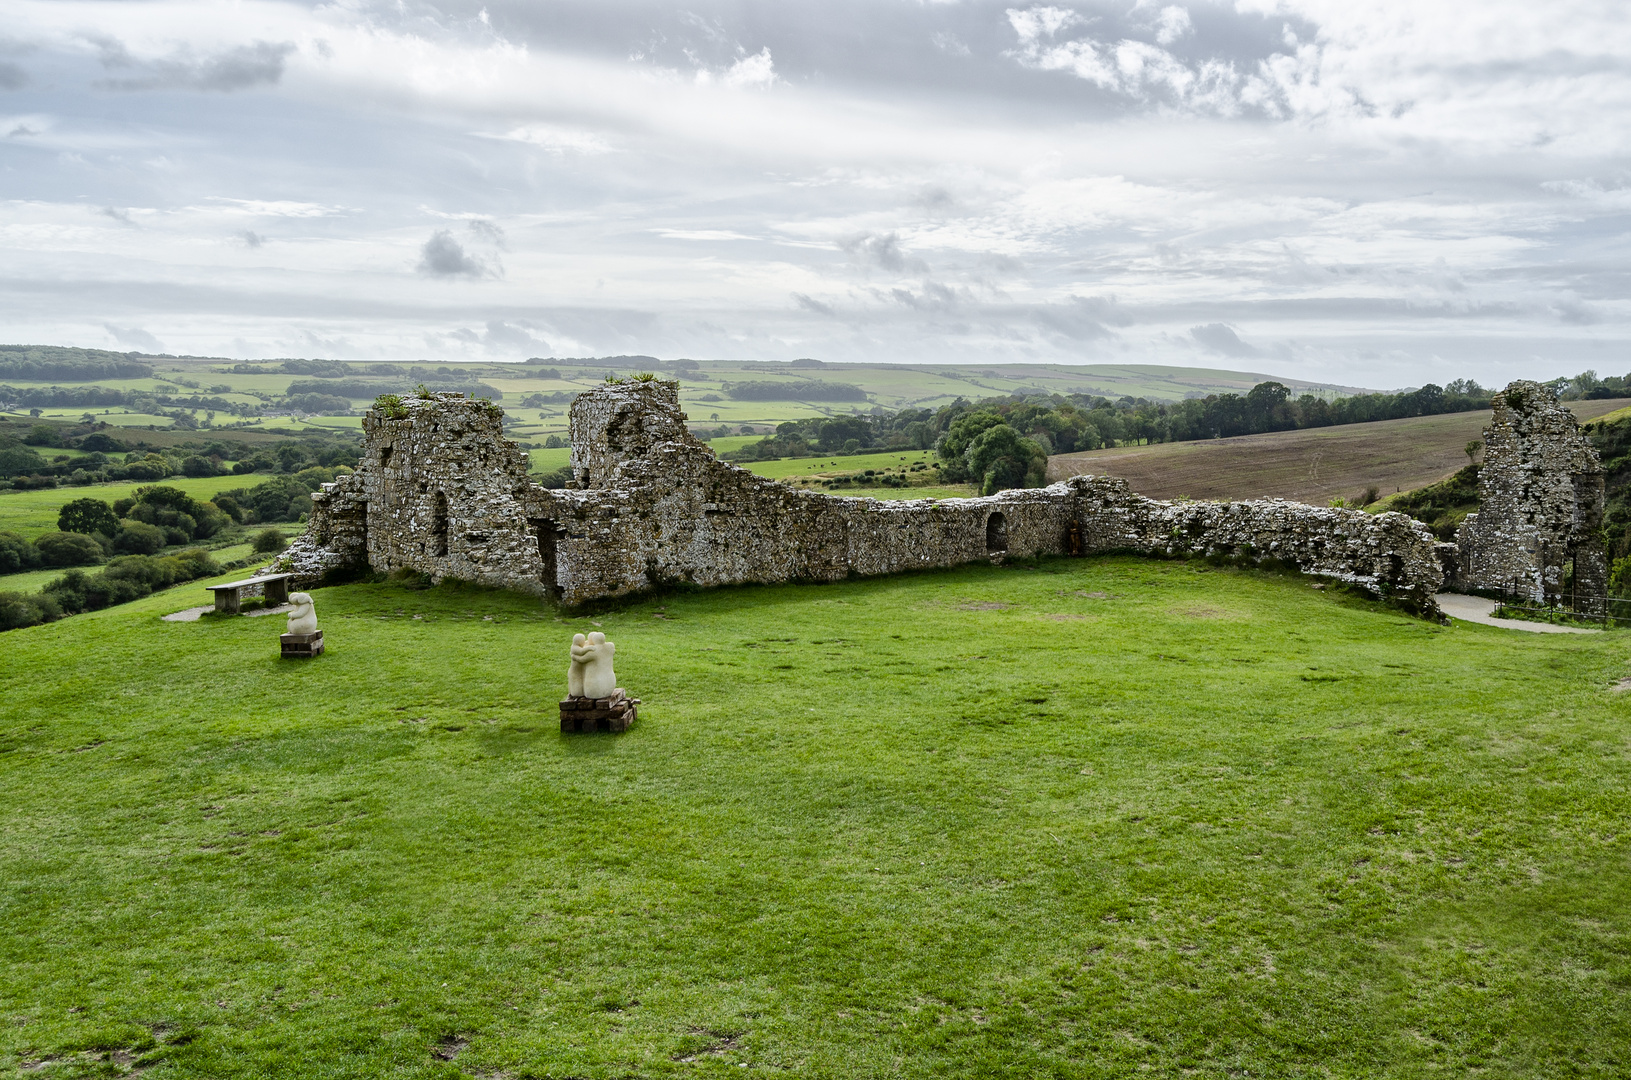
xmin=280 ymin=630 xmax=324 ymax=658
xmin=560 ymin=689 xmax=639 ymax=733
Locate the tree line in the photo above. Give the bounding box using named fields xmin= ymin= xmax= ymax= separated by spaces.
xmin=719 ymin=379 xmax=1515 ymax=495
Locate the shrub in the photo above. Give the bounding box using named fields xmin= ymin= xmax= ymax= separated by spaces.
xmin=43 ymin=550 xmax=221 ymax=618
xmin=114 ymin=520 xmax=167 ymax=555
xmin=0 ymin=530 xmax=43 ymax=573
xmin=252 ymin=528 xmax=288 ymax=554
xmin=534 ymin=466 xmax=573 ymax=489
xmin=182 ymin=455 xmax=221 ymax=477
xmin=727 ymin=380 xmax=867 ymax=402
xmin=213 ymin=495 xmax=244 ymax=523
xmin=23 ymin=424 xmax=63 ymax=447
xmin=1611 ymin=556 xmax=1631 ymax=599
xmin=374 ymin=394 xmax=408 ymax=419
xmin=122 ymin=485 xmax=231 ymax=540
xmin=0 ymin=591 xmax=61 ymax=631
xmin=0 ymin=444 xmax=47 ymax=478
xmin=58 ymin=497 xmax=121 ymax=537
xmin=33 ymin=531 xmax=106 ymax=568
xmin=964 ymin=423 xmax=1047 ymax=496
xmin=543 ymin=434 xmax=565 ymax=449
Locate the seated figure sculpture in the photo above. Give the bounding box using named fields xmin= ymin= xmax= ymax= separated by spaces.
xmin=286 ymin=593 xmax=318 ymax=635
xmin=580 ymin=631 xmax=616 ymax=699
xmin=280 ymin=592 xmax=323 ymax=658
xmin=560 ymin=630 xmax=635 ymax=732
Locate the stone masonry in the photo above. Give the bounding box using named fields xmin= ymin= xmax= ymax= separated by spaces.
xmin=278 ymin=381 xmax=1447 ymax=611
xmin=1456 ymin=380 xmax=1607 ymax=603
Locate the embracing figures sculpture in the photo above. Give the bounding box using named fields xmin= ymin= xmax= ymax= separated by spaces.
xmin=560 ymin=631 xmax=637 ymax=733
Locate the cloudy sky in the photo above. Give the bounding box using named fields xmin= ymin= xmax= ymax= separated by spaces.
xmin=1 ymin=0 xmax=1628 ymax=387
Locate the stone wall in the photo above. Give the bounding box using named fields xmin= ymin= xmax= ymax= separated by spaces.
xmin=280 ymin=381 xmax=1446 ymax=611
xmin=1456 ymin=380 xmax=1606 ymax=602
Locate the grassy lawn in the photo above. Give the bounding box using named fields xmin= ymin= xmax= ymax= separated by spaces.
xmin=3 ymin=558 xmax=1629 ymax=1077
xmin=0 ymin=477 xmax=268 ymax=541
xmin=526 ymin=447 xmax=572 ymax=474
xmin=741 ymin=448 xmax=937 ymax=480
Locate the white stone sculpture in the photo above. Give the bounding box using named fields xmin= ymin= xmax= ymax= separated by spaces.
xmin=286 ymin=592 xmax=318 ymax=635
xmin=567 ymin=633 xmax=590 ymax=697
xmin=566 ymin=630 xmax=617 ymax=699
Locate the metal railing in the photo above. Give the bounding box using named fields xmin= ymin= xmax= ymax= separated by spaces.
xmin=1494 ymin=579 xmax=1631 ymax=629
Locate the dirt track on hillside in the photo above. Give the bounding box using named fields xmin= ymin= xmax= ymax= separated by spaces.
xmin=1047 ymin=399 xmax=1630 ymax=504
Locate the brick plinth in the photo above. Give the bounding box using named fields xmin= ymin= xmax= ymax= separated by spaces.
xmin=280 ymin=630 xmax=324 ymax=659
xmin=560 ymin=688 xmax=639 ymax=733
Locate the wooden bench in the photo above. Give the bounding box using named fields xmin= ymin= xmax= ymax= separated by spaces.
xmin=206 ymin=572 xmax=293 ymax=614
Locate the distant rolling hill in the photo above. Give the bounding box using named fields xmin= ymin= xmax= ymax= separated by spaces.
xmin=1047 ymin=399 xmax=1631 ymax=505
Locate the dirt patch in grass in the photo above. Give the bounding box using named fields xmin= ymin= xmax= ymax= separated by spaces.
xmin=1174 ymin=606 xmax=1231 ymax=618
xmin=432 ymin=1035 xmax=469 ymax=1060
xmin=954 ymin=600 xmax=1012 ymax=611
xmin=675 ymin=1028 xmax=743 ymax=1061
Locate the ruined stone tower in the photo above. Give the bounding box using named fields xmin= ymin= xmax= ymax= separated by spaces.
xmin=1457 ymin=380 xmax=1607 ymax=603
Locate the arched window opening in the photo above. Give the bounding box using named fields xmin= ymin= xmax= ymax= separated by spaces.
xmin=431 ymin=492 xmax=449 ymax=557
xmin=985 ymin=512 xmax=1008 ymax=555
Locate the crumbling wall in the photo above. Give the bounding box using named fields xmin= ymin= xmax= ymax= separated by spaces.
xmin=568 ymin=379 xmax=691 ymax=488
xmin=283 ymin=382 xmax=1445 ymax=611
xmin=1457 ymin=380 xmax=1606 ymax=601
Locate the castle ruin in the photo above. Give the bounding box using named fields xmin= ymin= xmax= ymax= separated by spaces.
xmin=277 ymin=380 xmax=1447 ymax=610
xmin=1456 ymin=380 xmax=1607 ymax=604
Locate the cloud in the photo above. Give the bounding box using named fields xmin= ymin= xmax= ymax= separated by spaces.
xmin=238 ymin=230 xmax=265 ymax=248
xmin=480 ymin=125 xmax=614 ymax=154
xmin=793 ymin=292 xmax=837 ymax=317
xmin=100 ymin=206 xmax=135 ymax=225
xmin=94 ymin=37 xmax=296 ymax=93
xmin=1004 ymin=4 xmax=1282 ymax=116
xmin=1149 ymin=6 xmax=1193 ymax=47
xmin=840 ymin=232 xmax=927 ymax=273
xmin=103 ymin=323 xmax=163 ymax=351
xmin=416 ymin=230 xmax=498 ymax=279
xmin=479 ymin=319 xmax=549 ymax=354
xmin=1190 ymin=323 xmax=1260 ymax=357
xmin=891 ymin=280 xmax=961 ymax=311
xmin=722 ymin=48 xmax=778 ymax=90
xmin=0 ymin=61 xmax=27 ymax=90
xmin=466 ymin=219 xmax=507 ymax=250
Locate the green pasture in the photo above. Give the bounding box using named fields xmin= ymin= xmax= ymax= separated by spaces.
xmin=0 ymin=535 xmax=269 ymax=598
xmin=3 ymin=558 xmax=1629 ymax=1077
xmin=526 ymin=447 xmax=572 ymax=473
xmin=741 ymin=449 xmax=937 ymax=480
xmin=0 ymin=565 xmax=76 ymax=595
xmin=0 ymin=477 xmax=259 ymax=540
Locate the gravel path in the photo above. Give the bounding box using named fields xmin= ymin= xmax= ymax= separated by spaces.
xmin=1436 ymin=593 xmax=1599 ymax=634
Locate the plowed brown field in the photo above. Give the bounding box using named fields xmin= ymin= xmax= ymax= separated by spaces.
xmin=1047 ymin=398 xmax=1631 ymax=504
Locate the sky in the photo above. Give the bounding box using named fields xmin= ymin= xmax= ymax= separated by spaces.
xmin=1 ymin=0 xmax=1629 ymax=388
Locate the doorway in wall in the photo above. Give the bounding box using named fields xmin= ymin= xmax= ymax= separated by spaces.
xmin=986 ymin=512 xmax=1008 ymax=555
xmin=529 ymin=518 xmax=560 ymax=598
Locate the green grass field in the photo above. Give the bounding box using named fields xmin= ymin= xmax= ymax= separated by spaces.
xmin=3 ymin=357 xmax=1370 ymax=442
xmin=740 ymin=449 xmax=937 ymax=481
xmin=0 ymin=477 xmax=266 ymax=541
xmin=3 ymin=559 xmax=1629 ymax=1077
